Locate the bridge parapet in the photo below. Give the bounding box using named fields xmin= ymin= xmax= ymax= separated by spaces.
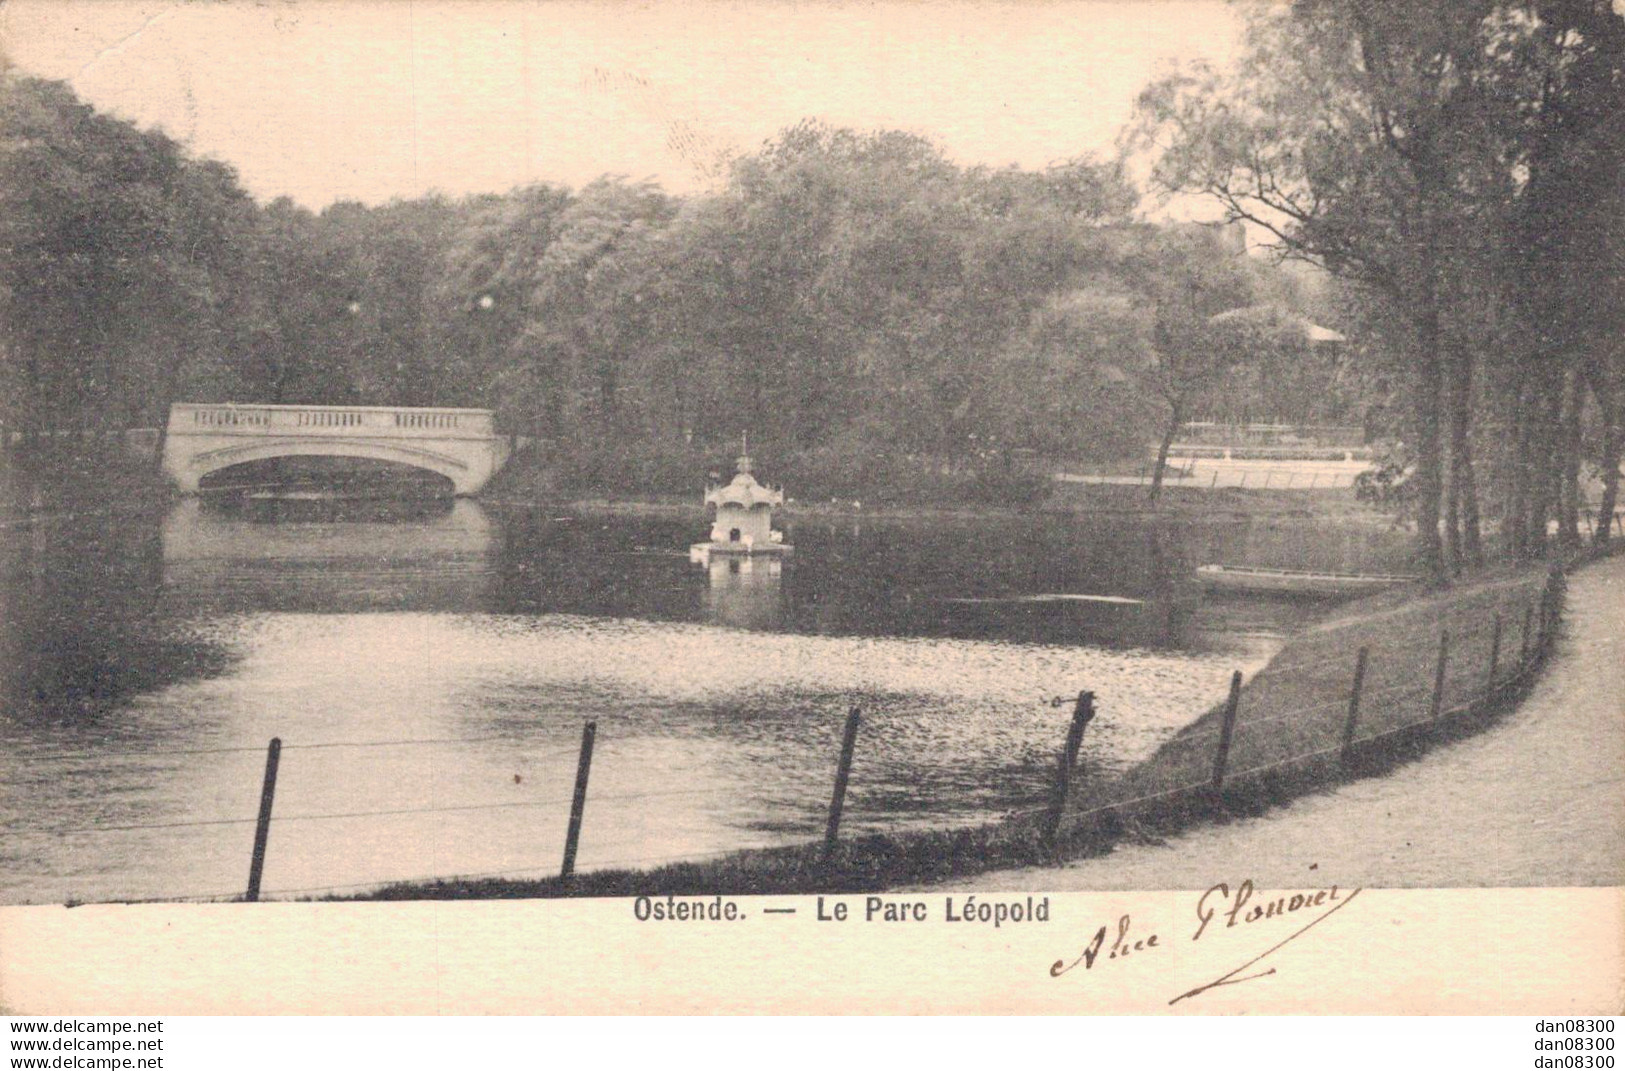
xmin=171 ymin=403 xmax=497 ymax=439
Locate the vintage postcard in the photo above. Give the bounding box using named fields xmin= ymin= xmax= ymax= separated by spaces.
xmin=0 ymin=0 xmax=1620 ymax=1017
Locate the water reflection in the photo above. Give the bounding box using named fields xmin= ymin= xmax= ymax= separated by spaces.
xmin=488 ymin=510 xmax=1232 ymax=649
xmin=703 ymin=555 xmax=784 ymax=631
xmin=0 ymin=504 xmax=227 ymax=735
xmin=161 ymin=497 xmax=498 ymax=613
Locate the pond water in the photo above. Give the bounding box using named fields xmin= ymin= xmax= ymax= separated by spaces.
xmin=0 ymin=489 xmax=1411 ymax=903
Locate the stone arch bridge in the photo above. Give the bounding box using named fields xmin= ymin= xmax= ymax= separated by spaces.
xmin=162 ymin=403 xmax=512 ymax=495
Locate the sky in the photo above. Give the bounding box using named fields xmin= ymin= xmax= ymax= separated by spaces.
xmin=0 ymin=0 xmax=1243 ymax=209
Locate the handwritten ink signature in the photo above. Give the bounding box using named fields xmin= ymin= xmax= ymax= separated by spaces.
xmin=1171 ymin=885 xmax=1363 ymax=1004
xmin=1049 ymin=912 xmax=1159 ymax=977
xmin=1046 ymin=878 xmax=1365 ymax=1004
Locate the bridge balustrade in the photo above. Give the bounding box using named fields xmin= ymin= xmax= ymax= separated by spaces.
xmin=173 ymin=404 xmax=493 ymax=438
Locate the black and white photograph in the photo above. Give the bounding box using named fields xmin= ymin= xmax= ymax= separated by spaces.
xmin=0 ymin=0 xmax=1620 ymax=1024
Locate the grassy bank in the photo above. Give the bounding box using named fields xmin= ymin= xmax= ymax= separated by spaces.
xmin=1058 ymin=563 xmax=1558 ymax=840
xmin=330 ymin=558 xmax=1566 ymax=902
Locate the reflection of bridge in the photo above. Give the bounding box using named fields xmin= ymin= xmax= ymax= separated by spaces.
xmin=159 ymin=498 xmax=497 ymax=613
xmin=161 ymin=403 xmax=511 ymax=495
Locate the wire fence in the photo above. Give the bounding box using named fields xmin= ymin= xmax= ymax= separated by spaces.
xmin=9 ymin=562 xmax=1567 ymax=905
xmin=1052 ymin=564 xmax=1563 ymax=834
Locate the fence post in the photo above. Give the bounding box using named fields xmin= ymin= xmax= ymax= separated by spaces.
xmin=823 ymin=708 xmax=862 ymax=863
xmin=1339 ymin=647 xmax=1369 ymax=766
xmin=559 ymin=720 xmax=597 ymax=883
xmin=1044 ymin=692 xmax=1096 ymax=845
xmin=1486 ymin=613 xmax=1502 ymax=696
xmin=1520 ymin=604 xmax=1533 ymax=667
xmin=1211 ymin=671 xmax=1243 ymax=792
xmin=1534 ymin=591 xmax=1547 ymax=655
xmin=1428 ymin=630 xmax=1450 ymax=721
xmin=245 ymin=737 xmax=282 ymax=902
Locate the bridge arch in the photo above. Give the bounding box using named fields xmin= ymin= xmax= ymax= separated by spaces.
xmin=195 ymin=448 xmax=461 ymax=498
xmin=188 ymin=439 xmax=472 ymax=492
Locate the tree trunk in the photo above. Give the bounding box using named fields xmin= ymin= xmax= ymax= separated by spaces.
xmin=1526 ymin=372 xmax=1564 ymax=558
xmin=1507 ymin=381 xmax=1527 ymax=561
xmin=596 ymin=351 xmax=619 ymax=435
xmin=1460 ymin=435 xmax=1483 ymax=567
xmin=1444 ymin=408 xmax=1461 ymax=576
xmin=529 ymin=357 xmax=550 ymax=445
xmin=1147 ymin=401 xmax=1181 ymax=504
xmin=1412 ymin=309 xmax=1447 ymax=584
xmin=151 ymin=417 xmax=170 ymax=474
xmin=1586 ymin=363 xmax=1621 ymax=548
xmin=1446 ymin=342 xmax=1483 ymax=569
xmin=1518 ymin=374 xmax=1557 ymax=561
xmin=1557 ymin=366 xmax=1584 ymax=550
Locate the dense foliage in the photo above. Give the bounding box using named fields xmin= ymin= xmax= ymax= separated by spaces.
xmin=0 ymin=75 xmax=1341 ymax=504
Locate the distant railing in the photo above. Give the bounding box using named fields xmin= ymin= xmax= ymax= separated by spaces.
xmin=1164 ymin=444 xmax=1376 ymax=461
xmin=393 ymin=411 xmax=463 ymax=430
xmin=191 ymin=409 xmax=272 ymax=428
xmin=1179 ymin=422 xmax=1368 ymax=448
xmin=169 ymin=404 xmax=495 ymax=438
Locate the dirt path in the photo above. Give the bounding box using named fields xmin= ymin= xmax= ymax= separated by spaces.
xmin=931 ymin=553 xmax=1625 ymax=891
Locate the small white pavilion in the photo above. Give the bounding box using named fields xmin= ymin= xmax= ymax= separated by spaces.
xmin=689 ymin=440 xmax=791 ymax=563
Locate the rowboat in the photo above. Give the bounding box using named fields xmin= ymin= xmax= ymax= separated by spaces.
xmin=1196 ymin=563 xmax=1418 ymax=598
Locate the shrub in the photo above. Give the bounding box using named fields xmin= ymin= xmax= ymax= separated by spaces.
xmin=1353 ymin=441 xmax=1415 ymax=512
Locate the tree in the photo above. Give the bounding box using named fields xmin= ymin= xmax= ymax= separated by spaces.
xmin=1133 ymin=1 xmax=1523 ymax=577
xmin=1135 ymin=0 xmax=1625 ymax=575
xmin=320 ymin=197 xmax=465 ymax=407
xmin=432 ymin=184 xmax=574 ymax=436
xmin=237 ymin=197 xmax=368 ymax=405
xmin=981 ymin=287 xmax=1157 ymax=462
xmin=1495 ymin=0 xmax=1625 ymax=553
xmin=1117 ymin=226 xmax=1257 ymax=501
xmin=684 ymin=122 xmax=1137 ymax=462
xmin=526 ymin=177 xmax=678 ymax=440
xmin=0 ymin=75 xmax=257 ymax=446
